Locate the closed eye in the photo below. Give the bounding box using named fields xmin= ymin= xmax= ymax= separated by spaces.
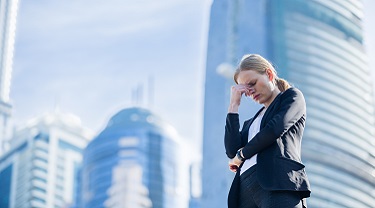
xmin=248 ymin=82 xmax=256 ymax=87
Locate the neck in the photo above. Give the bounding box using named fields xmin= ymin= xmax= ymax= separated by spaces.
xmin=264 ymin=88 xmax=281 ymax=108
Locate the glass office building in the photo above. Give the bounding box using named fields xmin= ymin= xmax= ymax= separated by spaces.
xmin=0 ymin=111 xmax=92 ymax=208
xmin=0 ymin=0 xmax=19 ymax=154
xmin=77 ymin=107 xmax=189 ymax=208
xmin=201 ymin=0 xmax=375 ymax=207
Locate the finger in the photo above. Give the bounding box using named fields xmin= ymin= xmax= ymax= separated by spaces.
xmin=229 ymin=164 xmax=238 ymax=170
xmin=229 ymin=165 xmax=238 ymax=172
xmin=233 ymin=85 xmax=248 ymax=90
xmin=234 ymin=87 xmax=248 ymax=95
xmin=244 ymin=89 xmax=251 ymax=97
xmin=230 ymin=164 xmax=238 ymax=170
xmin=247 ymin=87 xmax=255 ymax=94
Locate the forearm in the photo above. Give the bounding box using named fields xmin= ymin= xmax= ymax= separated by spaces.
xmin=241 ymin=89 xmax=306 ymax=159
xmin=224 ymin=113 xmax=243 ymax=158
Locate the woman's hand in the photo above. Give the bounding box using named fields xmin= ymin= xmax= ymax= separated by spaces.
xmin=228 ymin=155 xmax=244 ymax=173
xmin=228 ymin=85 xmax=253 ymax=113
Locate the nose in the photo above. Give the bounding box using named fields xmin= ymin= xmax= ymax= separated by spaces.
xmin=248 ymin=87 xmax=255 ymax=94
xmin=245 ymin=87 xmax=255 ymax=97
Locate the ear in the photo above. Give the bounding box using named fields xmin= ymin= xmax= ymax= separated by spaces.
xmin=266 ymin=68 xmax=274 ymax=81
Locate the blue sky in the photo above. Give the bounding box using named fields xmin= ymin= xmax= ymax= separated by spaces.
xmin=11 ymin=0 xmax=212 ymax=154
xmin=9 ymin=0 xmax=375 ymax=157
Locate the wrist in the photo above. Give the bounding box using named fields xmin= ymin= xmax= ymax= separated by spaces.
xmin=228 ymin=103 xmax=239 ymax=113
xmin=240 ymin=149 xmax=245 ymax=158
xmin=236 ymin=149 xmax=245 ymax=161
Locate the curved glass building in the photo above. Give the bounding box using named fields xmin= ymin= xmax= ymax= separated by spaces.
xmin=78 ymin=107 xmax=189 ymax=208
xmin=269 ymin=1 xmax=375 ymax=207
xmin=202 ymin=0 xmax=375 ymax=207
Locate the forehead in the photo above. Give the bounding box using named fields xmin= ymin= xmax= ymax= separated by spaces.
xmin=236 ymin=70 xmax=263 ymax=84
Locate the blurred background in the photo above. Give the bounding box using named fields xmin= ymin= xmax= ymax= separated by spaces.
xmin=0 ymin=0 xmax=375 ymax=207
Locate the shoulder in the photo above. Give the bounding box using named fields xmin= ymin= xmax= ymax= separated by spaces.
xmin=275 ymin=87 xmax=306 ymax=111
xmin=283 ymin=87 xmax=303 ymax=95
xmin=281 ymin=87 xmax=305 ymax=100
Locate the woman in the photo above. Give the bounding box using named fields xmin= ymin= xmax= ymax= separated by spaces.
xmin=225 ymin=54 xmax=311 ymax=208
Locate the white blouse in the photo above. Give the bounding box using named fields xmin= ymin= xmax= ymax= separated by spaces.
xmin=240 ymin=108 xmax=266 ymax=175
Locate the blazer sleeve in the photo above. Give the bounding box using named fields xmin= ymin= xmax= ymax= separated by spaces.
xmin=241 ymin=88 xmax=306 ymax=159
xmin=224 ymin=113 xmax=250 ymax=159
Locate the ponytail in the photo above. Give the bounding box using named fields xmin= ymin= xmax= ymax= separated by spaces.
xmin=275 ymin=78 xmax=291 ymax=92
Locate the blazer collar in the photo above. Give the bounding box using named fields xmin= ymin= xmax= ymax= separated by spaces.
xmin=242 ymin=106 xmax=266 ymax=135
xmin=261 ymin=91 xmax=283 ymax=127
xmin=243 ymin=90 xmax=285 ymax=132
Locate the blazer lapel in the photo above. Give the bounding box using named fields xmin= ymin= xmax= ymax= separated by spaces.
xmin=261 ymin=92 xmax=283 ymax=128
xmin=242 ymin=107 xmax=266 ymax=143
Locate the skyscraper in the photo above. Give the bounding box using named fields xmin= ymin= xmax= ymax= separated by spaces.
xmin=0 ymin=110 xmax=93 ymax=208
xmin=188 ymin=162 xmax=201 ymax=208
xmin=77 ymin=107 xmax=190 ymax=208
xmin=0 ymin=0 xmax=19 ymax=154
xmin=202 ymin=0 xmax=375 ymax=207
xmin=201 ymin=1 xmax=266 ymax=207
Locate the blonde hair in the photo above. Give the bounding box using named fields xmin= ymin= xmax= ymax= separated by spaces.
xmin=234 ymin=54 xmax=290 ymax=92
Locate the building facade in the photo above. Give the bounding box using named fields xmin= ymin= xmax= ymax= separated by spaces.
xmin=0 ymin=0 xmax=19 ymax=154
xmin=77 ymin=107 xmax=189 ymax=208
xmin=0 ymin=111 xmax=92 ymax=208
xmin=201 ymin=0 xmax=375 ymax=207
xmin=188 ymin=162 xmax=201 ymax=208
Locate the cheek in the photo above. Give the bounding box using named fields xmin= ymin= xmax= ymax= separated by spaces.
xmin=258 ymin=81 xmax=268 ymax=90
xmin=257 ymin=82 xmax=272 ymax=94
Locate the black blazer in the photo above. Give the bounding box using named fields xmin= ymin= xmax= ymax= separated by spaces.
xmin=225 ymin=87 xmax=311 ymax=207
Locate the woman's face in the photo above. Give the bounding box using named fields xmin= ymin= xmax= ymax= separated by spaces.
xmin=236 ymin=69 xmax=277 ymax=107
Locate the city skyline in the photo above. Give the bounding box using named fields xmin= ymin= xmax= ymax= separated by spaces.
xmin=8 ymin=0 xmax=375 ymax=157
xmin=2 ymin=0 xmax=375 ymax=207
xmin=10 ymin=0 xmax=212 ymax=158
